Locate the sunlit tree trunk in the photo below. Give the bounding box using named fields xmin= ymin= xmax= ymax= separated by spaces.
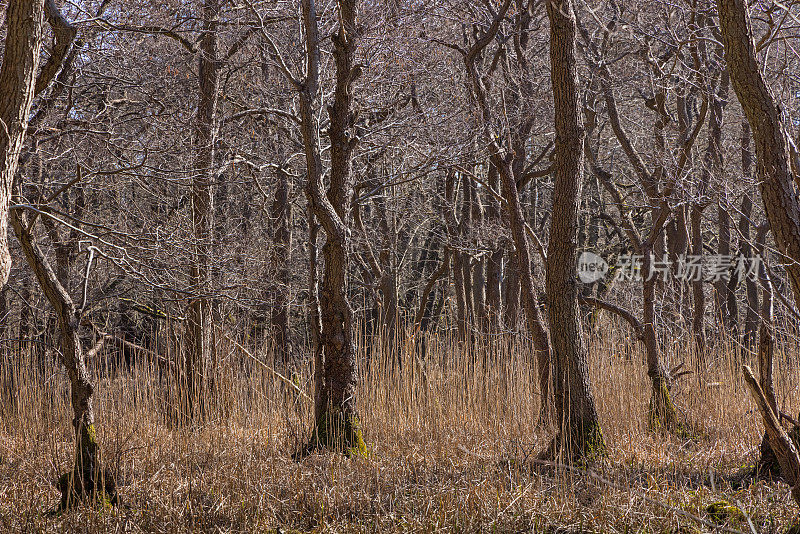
xmin=543 ymin=0 xmax=605 ymax=460
xmin=0 ymin=0 xmax=45 ymax=288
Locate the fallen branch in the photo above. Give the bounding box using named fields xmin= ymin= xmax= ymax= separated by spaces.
xmin=742 ymin=365 xmax=800 ymax=507
xmin=226 ymin=336 xmax=313 ymax=403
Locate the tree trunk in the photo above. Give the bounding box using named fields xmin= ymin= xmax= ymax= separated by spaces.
xmin=469 ymin=171 xmax=487 ymax=329
xmin=0 ymin=0 xmax=46 ymax=288
xmin=543 ymin=0 xmax=604 ymax=460
xmin=642 ymin=241 xmax=679 ymax=431
xmin=270 ymin=166 xmax=292 ymax=366
xmin=753 ymin=224 xmax=782 ymax=478
xmin=459 ymin=172 xmax=475 ymax=329
xmin=375 ymin=187 xmax=399 ymax=340
xmin=497 ymin=158 xmax=552 ymax=423
xmin=709 ymin=69 xmax=733 ymax=332
xmin=718 ymin=0 xmax=800 ymax=305
xmin=298 ymin=0 xmax=364 ymax=454
xmin=690 ymin=203 xmax=706 ymax=355
xmin=183 ymin=0 xmax=220 ymax=423
xmin=485 ymin=161 xmax=503 ymax=330
xmin=11 ymin=208 xmax=116 ymax=508
xmin=740 ymin=122 xmax=759 ymax=350
xmin=444 ymin=171 xmax=468 ymax=340
xmin=503 ymin=249 xmax=520 ymax=328
xmin=718 ymin=0 xmax=800 ymax=493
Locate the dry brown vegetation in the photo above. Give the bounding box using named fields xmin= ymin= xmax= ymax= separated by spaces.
xmin=1 ymin=320 xmax=798 ymax=533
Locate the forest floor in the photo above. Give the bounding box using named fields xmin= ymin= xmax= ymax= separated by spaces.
xmin=0 ymin=328 xmax=798 ymax=532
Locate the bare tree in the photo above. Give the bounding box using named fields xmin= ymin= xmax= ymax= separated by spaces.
xmin=718 ymin=0 xmax=800 ymax=502
xmin=291 ymin=0 xmax=365 ymax=453
xmin=543 ymin=0 xmax=605 ymax=460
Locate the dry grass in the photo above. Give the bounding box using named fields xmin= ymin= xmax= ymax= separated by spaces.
xmin=0 ymin=320 xmax=798 ymax=533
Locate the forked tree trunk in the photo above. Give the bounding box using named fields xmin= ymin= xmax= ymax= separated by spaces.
xmin=458 ymin=0 xmax=553 ymax=421
xmin=298 ymin=0 xmax=364 ymax=454
xmin=11 ymin=208 xmax=116 ymax=508
xmin=543 ymin=0 xmax=605 ymax=460
xmin=0 ymin=0 xmax=45 ymax=288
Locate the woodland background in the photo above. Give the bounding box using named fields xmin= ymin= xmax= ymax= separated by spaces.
xmin=2 ymin=0 xmax=800 ymax=531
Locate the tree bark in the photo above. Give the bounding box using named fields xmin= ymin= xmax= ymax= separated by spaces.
xmin=297 ymin=0 xmax=364 ymax=454
xmin=543 ymin=0 xmax=605 ymax=460
xmin=0 ymin=0 xmax=46 ymax=288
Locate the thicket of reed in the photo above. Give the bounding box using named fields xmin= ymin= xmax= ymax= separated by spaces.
xmin=0 ymin=316 xmax=798 ymax=532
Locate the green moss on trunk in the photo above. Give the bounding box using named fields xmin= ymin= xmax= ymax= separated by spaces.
xmin=56 ymin=424 xmax=117 ymax=510
xmin=573 ymin=419 xmax=606 ymax=461
xmin=648 ymin=376 xmax=679 ymax=433
xmin=539 ymin=417 xmax=607 ymax=464
xmin=305 ymin=408 xmax=367 ymax=457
